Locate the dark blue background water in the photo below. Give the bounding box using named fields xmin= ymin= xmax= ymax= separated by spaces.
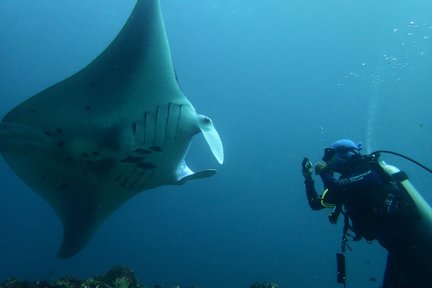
xmin=1 ymin=0 xmax=431 ymax=287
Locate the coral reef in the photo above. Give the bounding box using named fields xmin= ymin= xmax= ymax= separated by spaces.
xmin=249 ymin=282 xmax=279 ymax=288
xmin=0 ymin=266 xmax=142 ymax=288
xmin=0 ymin=266 xmax=279 ymax=288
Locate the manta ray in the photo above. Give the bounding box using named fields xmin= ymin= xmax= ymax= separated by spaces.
xmin=0 ymin=0 xmax=223 ymax=258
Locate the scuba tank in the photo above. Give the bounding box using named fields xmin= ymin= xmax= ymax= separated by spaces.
xmin=379 ymin=161 xmax=432 ymax=233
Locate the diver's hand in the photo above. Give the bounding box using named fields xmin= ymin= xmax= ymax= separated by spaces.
xmin=315 ymin=161 xmax=328 ymax=175
xmin=301 ymin=157 xmax=313 ymax=179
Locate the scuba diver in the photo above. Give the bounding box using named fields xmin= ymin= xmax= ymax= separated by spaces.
xmin=301 ymin=139 xmax=432 ymax=288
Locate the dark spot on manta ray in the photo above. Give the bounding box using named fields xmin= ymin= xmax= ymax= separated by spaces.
xmin=40 ymin=176 xmax=47 ymax=180
xmin=58 ymin=184 xmax=70 ymax=191
xmin=44 ymin=128 xmax=63 ymax=137
xmin=133 ymin=148 xmax=152 ymax=154
xmin=137 ymin=162 xmax=157 ymax=169
xmin=91 ymin=151 xmax=100 ymax=157
xmin=121 ymin=156 xmax=144 ymax=163
xmin=84 ymin=105 xmax=92 ymax=111
xmin=57 ymin=141 xmax=65 ymax=148
xmin=30 ymin=109 xmax=37 ymax=113
xmin=81 ymin=152 xmax=90 ymax=158
xmin=149 ymin=146 xmax=163 ymax=152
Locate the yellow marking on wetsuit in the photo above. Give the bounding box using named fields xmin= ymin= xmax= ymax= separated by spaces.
xmin=321 ymin=188 xmax=336 ymax=208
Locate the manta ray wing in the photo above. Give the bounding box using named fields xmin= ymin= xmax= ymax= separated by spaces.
xmin=0 ymin=0 xmax=223 ymax=258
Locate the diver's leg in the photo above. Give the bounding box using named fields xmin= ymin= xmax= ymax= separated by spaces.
xmin=382 ymin=253 xmax=412 ymax=288
xmin=382 ymin=253 xmax=397 ymax=288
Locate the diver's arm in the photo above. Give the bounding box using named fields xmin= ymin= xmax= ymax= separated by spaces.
xmin=315 ymin=171 xmax=345 ymax=206
xmin=320 ymin=172 xmax=340 ymax=191
xmin=304 ymin=178 xmax=326 ymax=210
xmin=302 ymin=158 xmax=325 ymax=210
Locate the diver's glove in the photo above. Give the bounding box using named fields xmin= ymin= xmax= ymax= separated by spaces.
xmin=301 ymin=157 xmax=313 ymax=179
xmin=314 ymin=161 xmax=328 ymax=175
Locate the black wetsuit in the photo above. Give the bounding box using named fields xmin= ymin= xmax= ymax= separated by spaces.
xmin=304 ymin=157 xmax=432 ymax=288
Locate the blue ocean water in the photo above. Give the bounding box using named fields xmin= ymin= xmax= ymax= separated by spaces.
xmin=0 ymin=0 xmax=431 ymax=287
